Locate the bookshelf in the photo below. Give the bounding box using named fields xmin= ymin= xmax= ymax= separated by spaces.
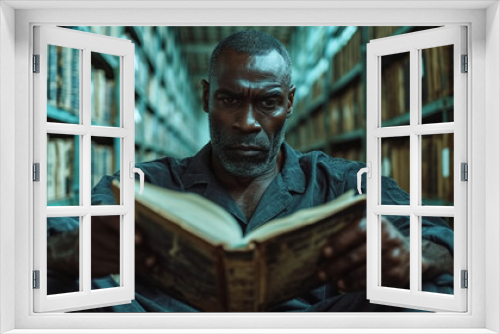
xmin=46 ymin=25 xmax=452 ymax=207
xmin=47 ymin=26 xmax=209 ymax=206
xmin=287 ymin=26 xmax=453 ymax=206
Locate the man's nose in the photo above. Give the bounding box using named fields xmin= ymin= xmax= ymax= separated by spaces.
xmin=233 ymin=104 xmax=261 ymax=133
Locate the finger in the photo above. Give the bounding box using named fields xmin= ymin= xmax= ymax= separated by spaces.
xmin=381 ymin=245 xmax=410 ymax=267
xmin=380 ymin=220 xmax=408 ymax=252
xmin=324 ymin=218 xmax=366 ymax=259
xmin=322 ymin=243 xmax=366 ymax=280
xmin=338 ymin=265 xmax=367 ymax=292
xmin=381 ymin=266 xmax=410 ymax=289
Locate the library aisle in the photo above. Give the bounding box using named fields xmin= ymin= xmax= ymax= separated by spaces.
xmin=48 ymin=26 xmax=453 ymax=208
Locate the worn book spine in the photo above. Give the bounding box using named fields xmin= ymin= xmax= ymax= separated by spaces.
xmin=252 ymin=203 xmax=365 ymax=311
xmin=219 ymin=245 xmax=258 ymax=312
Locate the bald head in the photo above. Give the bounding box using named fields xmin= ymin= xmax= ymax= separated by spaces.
xmin=208 ymin=30 xmax=293 ymax=87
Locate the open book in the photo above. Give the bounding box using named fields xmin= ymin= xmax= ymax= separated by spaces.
xmin=113 ymin=181 xmax=366 ymax=312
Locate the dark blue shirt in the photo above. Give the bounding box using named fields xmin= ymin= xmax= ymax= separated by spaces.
xmin=48 ymin=142 xmax=454 ymax=312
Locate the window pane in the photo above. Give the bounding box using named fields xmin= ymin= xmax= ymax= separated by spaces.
xmin=91 ymin=215 xmax=121 ymax=289
xmin=47 ymin=134 xmax=80 ymax=206
xmin=421 ymin=134 xmax=454 ymax=206
xmin=381 ymin=215 xmax=410 ymax=290
xmin=381 ymin=137 xmax=410 ymax=205
xmin=421 ymin=45 xmax=454 ymax=124
xmin=91 ymin=52 xmax=120 ymax=127
xmin=91 ymin=137 xmax=120 ymax=204
xmin=421 ymin=216 xmax=454 ymax=295
xmin=47 ymin=216 xmax=80 ymax=295
xmin=381 ymin=52 xmax=410 ymax=127
xmin=47 ymin=45 xmax=80 ymax=124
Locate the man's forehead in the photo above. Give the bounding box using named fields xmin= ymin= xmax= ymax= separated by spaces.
xmin=214 ymin=49 xmax=288 ymax=80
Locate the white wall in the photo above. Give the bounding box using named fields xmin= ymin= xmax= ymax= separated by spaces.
xmin=0 ymin=2 xmax=16 ymax=333
xmin=2 ymin=3 xmax=497 ymax=332
xmin=485 ymin=2 xmax=500 ymax=333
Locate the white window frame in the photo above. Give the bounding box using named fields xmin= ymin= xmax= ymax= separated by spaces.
xmin=366 ymin=26 xmax=467 ymax=312
xmin=0 ymin=1 xmax=498 ymax=333
xmin=33 ymin=26 xmax=136 ymax=313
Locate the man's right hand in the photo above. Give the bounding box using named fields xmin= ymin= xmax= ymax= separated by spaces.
xmin=47 ymin=216 xmax=156 ymax=278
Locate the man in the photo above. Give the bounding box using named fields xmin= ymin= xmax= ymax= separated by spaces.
xmin=47 ymin=30 xmax=454 ymax=312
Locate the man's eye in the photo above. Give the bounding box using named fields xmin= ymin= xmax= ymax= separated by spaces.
xmin=261 ymin=99 xmax=278 ymax=108
xmin=222 ymin=97 xmax=238 ymax=104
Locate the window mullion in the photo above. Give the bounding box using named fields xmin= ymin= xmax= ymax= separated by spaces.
xmin=409 ymin=47 xmax=420 ymax=294
xmin=81 ymin=47 xmax=92 ymax=294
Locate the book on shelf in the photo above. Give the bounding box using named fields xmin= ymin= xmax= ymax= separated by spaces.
xmin=421 ymin=133 xmax=454 ymax=204
xmin=112 ymin=180 xmax=366 ymax=312
xmin=47 ymin=136 xmax=75 ymax=202
xmin=91 ymin=141 xmax=115 ymax=188
xmin=381 ymin=55 xmax=410 ymax=123
xmin=422 ymin=45 xmax=454 ymax=105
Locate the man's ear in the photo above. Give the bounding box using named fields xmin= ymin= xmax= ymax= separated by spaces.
xmin=287 ymin=85 xmax=296 ymax=118
xmin=201 ymin=79 xmax=210 ymax=113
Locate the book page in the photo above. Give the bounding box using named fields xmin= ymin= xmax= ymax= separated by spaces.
xmin=134 ymin=201 xmax=228 ymax=311
xmin=134 ymin=181 xmax=243 ymax=245
xmin=240 ymin=190 xmax=363 ymax=246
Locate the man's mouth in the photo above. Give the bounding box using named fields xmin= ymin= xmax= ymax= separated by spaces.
xmin=229 ymin=145 xmax=266 ymax=157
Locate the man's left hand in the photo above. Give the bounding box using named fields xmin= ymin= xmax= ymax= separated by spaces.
xmin=318 ymin=218 xmax=452 ymax=292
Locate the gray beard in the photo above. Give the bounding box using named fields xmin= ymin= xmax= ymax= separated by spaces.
xmin=209 ymin=117 xmax=286 ymax=179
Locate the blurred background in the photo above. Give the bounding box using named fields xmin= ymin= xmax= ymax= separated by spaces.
xmin=46 ymin=26 xmax=453 ymax=209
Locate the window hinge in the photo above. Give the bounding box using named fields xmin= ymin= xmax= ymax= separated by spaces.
xmin=33 ymin=270 xmax=40 ymax=289
xmin=461 ymin=162 xmax=468 ymax=181
xmin=33 ymin=54 xmax=40 ymax=73
xmin=461 ymin=54 xmax=468 ymax=73
xmin=461 ymin=270 xmax=468 ymax=289
xmin=33 ymin=163 xmax=40 ymax=182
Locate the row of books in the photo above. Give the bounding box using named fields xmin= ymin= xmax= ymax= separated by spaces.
xmin=47 ymin=45 xmax=80 ymax=115
xmin=331 ymin=29 xmax=362 ymax=82
xmin=136 ymin=26 xmax=178 ymax=66
xmin=47 ymin=136 xmax=75 ymax=202
xmin=138 ymin=109 xmax=197 ymax=157
xmin=74 ymin=25 xmax=208 ymax=158
xmin=291 ymin=110 xmax=327 ymax=150
xmin=47 ymin=135 xmax=117 ymax=202
xmin=291 ymin=27 xmax=330 ymax=71
xmin=91 ymin=141 xmax=117 ymax=189
xmin=380 ymin=134 xmax=454 ymax=204
xmin=47 ymin=44 xmax=120 ymax=127
xmin=329 ymin=83 xmax=364 ymax=136
xmin=380 ymin=44 xmax=454 ymax=123
xmin=381 ymin=138 xmax=411 ymax=194
xmin=381 ymin=54 xmax=410 ymax=123
xmin=311 ymin=71 xmax=327 ymax=104
xmin=288 ymin=80 xmax=365 ymax=150
xmin=422 ymin=133 xmax=454 ymax=204
xmin=91 ymin=67 xmax=118 ymax=126
xmin=422 ymin=44 xmax=454 ymax=104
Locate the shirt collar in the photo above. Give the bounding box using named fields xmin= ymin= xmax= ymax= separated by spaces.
xmin=180 ymin=141 xmax=306 ymax=194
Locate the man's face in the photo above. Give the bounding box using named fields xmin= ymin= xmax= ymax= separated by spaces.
xmin=202 ymin=49 xmax=295 ymax=178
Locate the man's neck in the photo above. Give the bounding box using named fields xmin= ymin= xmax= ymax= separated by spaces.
xmin=210 ymin=149 xmax=284 ymax=192
xmin=210 ymin=148 xmax=285 ymax=221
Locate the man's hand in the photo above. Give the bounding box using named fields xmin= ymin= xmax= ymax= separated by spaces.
xmin=318 ymin=218 xmax=453 ymax=292
xmin=47 ymin=216 xmax=157 ymax=278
